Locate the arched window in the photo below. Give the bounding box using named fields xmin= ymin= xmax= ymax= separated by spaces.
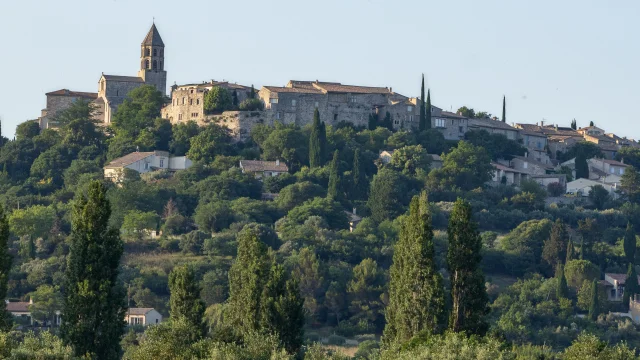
xmin=145 ymin=48 xmax=150 ymax=56
xmin=160 ymin=49 xmax=164 ymax=57
xmin=153 ymin=49 xmax=157 ymax=56
xmin=160 ymin=61 xmax=163 ymax=70
xmin=145 ymin=60 xmax=150 ymax=69
xmin=153 ymin=60 xmax=157 ymax=70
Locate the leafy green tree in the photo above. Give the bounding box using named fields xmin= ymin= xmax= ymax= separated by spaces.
xmin=623 ymin=263 xmax=638 ymax=310
xmin=290 ymin=247 xmax=324 ymax=319
xmin=348 ymin=258 xmax=385 ymax=329
xmin=502 ymin=96 xmax=506 ymax=122
xmin=204 ymin=86 xmax=233 ymax=114
xmin=8 ymin=205 xmax=56 ymax=239
xmin=0 ymin=204 xmax=11 ymax=331
xmin=194 ymin=201 xmax=232 ymax=234
xmin=124 ymin=317 xmax=208 ymax=360
xmin=120 ymin=210 xmax=159 ymax=241
xmin=61 ymin=181 xmax=126 ymax=359
xmin=239 ymin=98 xmax=264 ymax=111
xmin=261 ymin=124 xmax=308 ymax=171
xmin=64 ymin=159 xmax=102 ymax=189
xmin=419 ymin=75 xmax=426 ymax=131
xmin=556 ymin=264 xmax=569 ymax=300
xmin=456 ymin=106 xmax=475 ymax=118
xmin=389 ymin=145 xmax=431 ymax=176
xmin=616 ymin=147 xmax=640 ymax=168
xmin=319 ymin=121 xmax=327 ymax=163
xmin=327 ymin=150 xmax=342 ymax=201
xmin=286 ymin=197 xmax=348 ymax=229
xmin=169 ymin=265 xmax=206 ymax=339
xmin=588 ymin=184 xmax=609 ymax=209
xmin=351 ymin=148 xmax=367 ymax=200
xmin=564 ymin=259 xmax=600 ymax=289
xmin=447 ymin=198 xmax=488 ymax=335
xmin=563 ymin=333 xmax=636 ymax=359
xmin=275 ymin=181 xmax=325 ymax=212
xmin=588 ymin=279 xmax=599 ymax=320
xmin=624 ymin=222 xmax=636 ymax=265
xmin=464 ymin=129 xmax=526 ymax=161
xmin=110 ymin=85 xmax=164 ymax=140
xmin=428 ymin=141 xmax=493 ymax=191
xmin=170 ymin=121 xmax=200 ymax=156
xmin=542 ymin=219 xmax=568 ymax=275
xmin=384 ymin=192 xmax=444 ymax=345
xmin=28 ymin=284 xmax=62 ymax=326
xmin=563 ymin=141 xmax=602 ymax=162
xmin=16 ymin=120 xmax=41 ymax=141
xmin=309 ymin=108 xmax=323 ymax=168
xmin=566 ymin=237 xmax=575 ymax=263
xmin=367 ymin=168 xmax=410 ymax=222
xmin=186 ymin=124 xmax=232 ymax=164
xmin=250 ymin=84 xmax=256 ymax=99
xmin=621 ymin=166 xmax=640 ymax=203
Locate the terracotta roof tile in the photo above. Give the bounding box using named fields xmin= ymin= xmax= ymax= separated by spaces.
xmin=313 ymin=83 xmax=391 ymax=94
xmin=6 ymin=302 xmax=30 ymax=312
xmin=45 ymin=89 xmax=98 ymax=99
xmin=103 ymin=75 xmax=145 ymax=83
xmin=263 ymin=86 xmax=323 ymax=94
xmin=105 ymin=152 xmax=154 ymax=168
xmin=469 ymin=118 xmax=517 ymax=131
xmin=240 ymin=160 xmax=289 ymax=173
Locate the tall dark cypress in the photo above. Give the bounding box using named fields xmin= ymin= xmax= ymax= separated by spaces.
xmin=555 ymin=264 xmax=569 ymax=300
xmin=623 ymin=263 xmax=638 ymax=310
xmin=327 ymin=150 xmax=341 ymax=201
xmin=169 ymin=265 xmax=206 ymax=339
xmin=250 ymin=85 xmax=256 ymax=99
xmin=309 ymin=109 xmax=322 ymax=168
xmin=575 ymin=153 xmax=589 ymax=179
xmin=425 ymin=89 xmax=432 ymax=129
xmin=542 ymin=219 xmax=568 ymax=274
xmin=447 ymin=198 xmax=488 ymax=335
xmin=419 ymin=74 xmax=426 ymax=131
xmin=319 ymin=121 xmax=327 ymax=165
xmin=502 ymin=95 xmax=506 ymax=123
xmin=571 ymin=119 xmax=577 ymax=130
xmin=352 ymin=148 xmax=366 ymax=200
xmin=624 ymin=222 xmax=636 ymax=265
xmin=588 ymin=279 xmax=599 ymax=320
xmin=0 ymin=204 xmax=12 ymax=330
xmin=566 ymin=237 xmax=575 ymax=263
xmin=384 ymin=192 xmax=444 ymax=345
xmin=61 ymin=181 xmax=126 ymax=360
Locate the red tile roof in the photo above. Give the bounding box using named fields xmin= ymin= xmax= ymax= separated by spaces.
xmin=104 ymin=152 xmax=154 ymax=169
xmin=312 ymin=83 xmax=391 ymax=94
xmin=263 ymin=86 xmax=323 ymax=94
xmin=240 ymin=160 xmax=289 ymax=173
xmin=45 ymin=89 xmax=98 ymax=99
xmin=6 ymin=302 xmax=30 ymax=312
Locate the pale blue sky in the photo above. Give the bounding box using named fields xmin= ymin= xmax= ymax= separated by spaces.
xmin=1 ymin=0 xmax=638 ymax=139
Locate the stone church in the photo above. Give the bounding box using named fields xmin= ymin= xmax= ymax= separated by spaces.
xmin=39 ymin=24 xmax=168 ymax=129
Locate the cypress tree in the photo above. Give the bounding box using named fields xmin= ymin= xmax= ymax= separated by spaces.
xmin=501 ymin=95 xmax=506 ymax=123
xmin=232 ymin=90 xmax=239 ymax=107
xmin=352 ymin=148 xmax=366 ymax=200
xmin=309 ymin=109 xmax=322 ymax=168
xmin=319 ymin=121 xmax=327 ymax=165
xmin=623 ymin=263 xmax=638 ymax=310
xmin=542 ymin=219 xmax=568 ymax=274
xmin=61 ymin=181 xmax=126 ymax=360
xmin=419 ymin=74 xmax=426 ymax=131
xmin=368 ymin=113 xmax=378 ymax=130
xmin=384 ymin=192 xmax=444 ymax=345
xmin=571 ymin=119 xmax=577 ymax=130
xmin=555 ymin=264 xmax=569 ymax=300
xmin=575 ymin=153 xmax=589 ymax=179
xmin=566 ymin=237 xmax=575 ymax=263
xmin=169 ymin=265 xmax=206 ymax=339
xmin=250 ymin=85 xmax=256 ymax=99
xmin=588 ymin=279 xmax=599 ymax=321
xmin=624 ymin=222 xmax=636 ymax=265
xmin=425 ymin=89 xmax=432 ymax=129
xmin=260 ymin=263 xmax=305 ymax=354
xmin=590 ymin=120 xmax=595 ymax=127
xmin=447 ymin=198 xmax=488 ymax=335
xmin=382 ymin=112 xmax=393 ymax=131
xmin=0 ymin=204 xmax=12 ymax=331
xmin=327 ymin=150 xmax=341 ymax=201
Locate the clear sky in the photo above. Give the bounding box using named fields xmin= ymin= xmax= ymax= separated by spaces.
xmin=1 ymin=0 xmax=638 ymax=138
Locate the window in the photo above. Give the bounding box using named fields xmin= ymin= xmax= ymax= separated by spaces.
xmin=190 ymin=90 xmax=194 ymax=94
xmin=291 ymin=99 xmax=297 ymax=106
xmin=315 ymin=101 xmax=319 ymax=108
xmin=153 ymin=60 xmax=157 ymax=70
xmin=350 ymin=97 xmax=357 ymax=103
xmin=160 ymin=159 xmax=164 ymax=168
xmin=407 ymin=106 xmax=413 ymax=112
xmin=334 ymin=114 xmax=338 ymax=121
xmin=145 ymin=60 xmax=150 ymax=69
xmin=156 ymin=319 xmax=159 ymax=324
xmin=182 ymin=97 xmax=186 ymax=105
xmin=276 ymin=112 xmax=281 ymax=119
xmin=610 ymin=167 xmax=615 ymax=174
xmin=459 ymin=126 xmax=463 ymax=133
xmin=196 ymin=99 xmax=200 ymax=105
xmin=435 ymin=118 xmax=446 ymax=128
xmin=116 ymin=90 xmax=119 ymax=96
xmin=611 ymin=289 xmax=616 ymax=298
xmin=153 ymin=49 xmax=157 ymax=56
xmin=270 ymin=98 xmax=279 ymax=104
xmin=160 ymin=61 xmax=163 ymax=70
xmin=145 ymin=48 xmax=150 ymax=56
xmin=394 ymin=119 xmax=400 ymax=125
xmin=190 ymin=99 xmax=193 ymax=105
xmin=620 ymin=168 xmax=625 ymax=175
xmin=144 ymin=163 xmax=149 ymax=170
xmin=409 ymin=115 xmax=414 ymax=122
xmin=523 ymin=162 xmax=528 ymax=169
xmin=178 ymin=114 xmax=183 ymax=121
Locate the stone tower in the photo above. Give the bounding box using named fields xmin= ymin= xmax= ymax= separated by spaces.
xmin=138 ymin=24 xmax=167 ymax=96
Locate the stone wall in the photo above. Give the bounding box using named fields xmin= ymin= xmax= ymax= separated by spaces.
xmin=202 ymin=111 xmax=275 ymax=142
xmin=139 ymin=69 xmax=167 ymax=96
xmin=161 ymin=87 xmax=206 ymax=123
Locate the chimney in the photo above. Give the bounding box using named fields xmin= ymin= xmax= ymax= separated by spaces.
xmin=29 ymin=297 xmax=33 ymax=305
xmin=621 ymin=158 xmax=625 ymax=164
xmin=525 ymin=152 xmax=528 ymax=158
xmin=555 ymin=124 xmax=558 ymax=130
xmin=541 ymin=120 xmax=544 ymax=126
xmin=353 ymin=207 xmax=356 ymax=215
xmin=390 ymin=87 xmax=393 ymax=93
xmin=136 ymin=146 xmax=140 ymax=153
xmin=275 ymin=159 xmax=280 ymax=166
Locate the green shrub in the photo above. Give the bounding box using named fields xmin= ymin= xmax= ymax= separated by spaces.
xmin=326 ymin=334 xmax=346 ymax=346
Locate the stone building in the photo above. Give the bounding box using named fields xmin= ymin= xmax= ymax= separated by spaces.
xmin=160 ymin=81 xmax=254 ymax=124
xmin=468 ymin=118 xmax=518 ymax=140
xmin=38 ymin=89 xmax=101 ymax=129
xmin=430 ymin=106 xmax=468 ymax=141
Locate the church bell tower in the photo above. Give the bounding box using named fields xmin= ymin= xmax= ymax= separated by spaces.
xmin=138 ymin=23 xmax=167 ymax=96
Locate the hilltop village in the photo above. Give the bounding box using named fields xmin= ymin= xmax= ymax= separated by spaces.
xmin=5 ymin=23 xmax=640 ymax=359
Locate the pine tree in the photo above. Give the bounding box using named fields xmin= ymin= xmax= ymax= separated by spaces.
xmin=352 ymin=148 xmax=366 ymax=200
xmin=542 ymin=219 xmax=568 ymax=274
xmin=502 ymin=95 xmax=506 ymax=123
xmin=61 ymin=181 xmax=126 ymax=360
xmin=169 ymin=265 xmax=206 ymax=339
xmin=327 ymin=150 xmax=341 ymax=201
xmin=623 ymin=263 xmax=638 ymax=310
xmin=566 ymin=237 xmax=575 ymax=263
xmin=588 ymin=279 xmax=599 ymax=321
xmin=425 ymin=89 xmax=432 ymax=130
xmin=556 ymin=264 xmax=569 ymax=300
xmin=260 ymin=263 xmax=305 ymax=354
xmin=624 ymin=222 xmax=636 ymax=265
xmin=384 ymin=192 xmax=445 ymax=345
xmin=309 ymin=109 xmax=322 ymax=168
xmin=447 ymin=198 xmax=488 ymax=335
xmin=0 ymin=204 xmax=12 ymax=331
xmin=571 ymin=119 xmax=577 ymax=130
xmin=575 ymin=153 xmax=589 ymax=179
xmin=419 ymin=74 xmax=426 ymax=131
